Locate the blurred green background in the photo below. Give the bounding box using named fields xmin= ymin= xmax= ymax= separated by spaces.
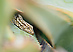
xmin=0 ymin=0 xmax=73 ymax=52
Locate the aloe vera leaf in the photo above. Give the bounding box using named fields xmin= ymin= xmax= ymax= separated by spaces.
xmin=9 ymin=0 xmax=73 ymax=51
xmin=37 ymin=0 xmax=73 ymax=12
xmin=9 ymin=23 xmax=40 ymax=47
xmin=13 ymin=1 xmax=73 ymax=52
xmin=4 ymin=23 xmax=41 ymax=52
xmin=17 ymin=0 xmax=69 ymax=45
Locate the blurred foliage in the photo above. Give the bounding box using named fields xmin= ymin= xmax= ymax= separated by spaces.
xmin=0 ymin=0 xmax=73 ymax=52
xmin=37 ymin=0 xmax=73 ymax=12
xmin=0 ymin=0 xmax=13 ymax=51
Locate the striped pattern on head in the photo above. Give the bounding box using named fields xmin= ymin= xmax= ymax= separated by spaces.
xmin=12 ymin=14 xmax=34 ymax=35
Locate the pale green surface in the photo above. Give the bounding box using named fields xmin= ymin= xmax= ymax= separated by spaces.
xmin=5 ymin=42 xmax=41 ymax=52
xmin=36 ymin=0 xmax=73 ymax=12
xmin=9 ymin=23 xmax=40 ymax=46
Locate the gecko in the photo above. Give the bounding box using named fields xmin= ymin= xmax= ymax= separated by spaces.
xmin=12 ymin=14 xmax=34 ymax=35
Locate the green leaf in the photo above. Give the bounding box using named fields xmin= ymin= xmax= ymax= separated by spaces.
xmin=0 ymin=0 xmax=13 ymax=51
xmin=14 ymin=1 xmax=73 ymax=52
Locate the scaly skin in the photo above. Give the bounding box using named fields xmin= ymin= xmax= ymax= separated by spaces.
xmin=12 ymin=14 xmax=34 ymax=35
